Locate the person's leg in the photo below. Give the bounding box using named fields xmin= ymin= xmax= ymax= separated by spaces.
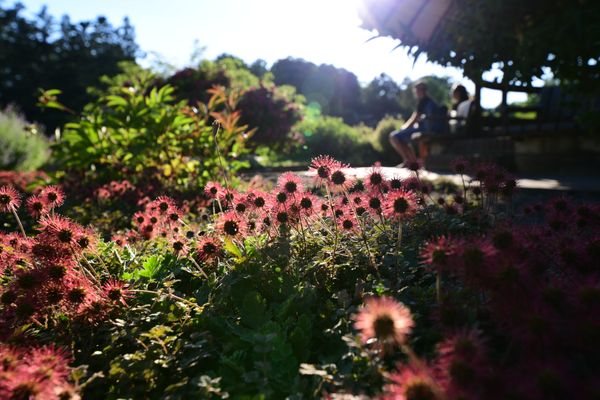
xmin=389 ymin=128 xmax=418 ymax=163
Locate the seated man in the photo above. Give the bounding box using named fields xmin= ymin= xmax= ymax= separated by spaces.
xmin=389 ymin=81 xmax=446 ymax=166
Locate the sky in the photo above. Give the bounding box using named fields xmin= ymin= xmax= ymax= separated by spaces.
xmin=13 ymin=0 xmax=521 ymax=108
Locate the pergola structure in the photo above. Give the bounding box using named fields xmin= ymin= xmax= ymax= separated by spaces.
xmin=358 ymin=0 xmax=585 ymax=135
xmin=357 ymin=0 xmax=599 ymax=172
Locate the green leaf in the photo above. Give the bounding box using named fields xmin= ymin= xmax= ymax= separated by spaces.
xmin=239 ymin=291 xmax=268 ymax=328
xmin=223 ymin=238 xmax=244 ymax=259
xmin=139 ymin=255 xmax=162 ymax=279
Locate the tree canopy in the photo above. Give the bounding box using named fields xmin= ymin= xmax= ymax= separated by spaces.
xmin=359 ymin=0 xmax=600 ymax=90
xmin=0 ymin=2 xmax=139 ymax=131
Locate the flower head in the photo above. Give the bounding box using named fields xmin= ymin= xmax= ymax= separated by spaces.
xmin=216 ymin=211 xmax=247 ymax=238
xmin=384 ymin=190 xmax=419 ymax=220
xmin=25 ymin=195 xmax=47 ymax=218
xmin=0 ymin=186 xmax=21 ymax=213
xmin=354 ymin=296 xmax=414 ymax=345
xmin=329 ymin=169 xmax=354 ymax=192
xmin=278 ymin=172 xmax=304 ymax=194
xmin=384 ymin=363 xmax=443 ymax=400
xmin=365 ymin=163 xmax=387 ymax=191
xmin=204 ymin=181 xmax=225 ymax=199
xmin=103 ymin=279 xmax=131 ymax=306
xmin=309 ymin=155 xmax=344 ymax=186
xmin=295 ymin=192 xmax=318 ymax=216
xmin=40 ymin=185 xmax=65 ymax=208
xmin=196 ymin=236 xmax=222 ymax=263
xmin=421 ymin=237 xmax=461 ymax=272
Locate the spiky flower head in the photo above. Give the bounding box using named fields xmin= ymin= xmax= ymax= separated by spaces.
xmin=354 ymin=296 xmax=414 ymax=345
xmin=0 ymin=186 xmax=21 ymax=213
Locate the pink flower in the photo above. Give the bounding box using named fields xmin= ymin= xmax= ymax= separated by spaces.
xmin=216 ymin=211 xmax=247 ymax=238
xmin=365 ymin=163 xmax=387 ymax=191
xmin=103 ymin=279 xmax=131 ymax=306
xmin=297 ymin=192 xmax=320 ymax=216
xmin=204 ymin=181 xmax=225 ymax=199
xmin=309 ymin=155 xmax=344 ymax=186
xmin=25 ymin=195 xmax=48 ymax=218
xmin=329 ymin=169 xmax=354 ymax=193
xmin=353 ymin=296 xmax=414 ymax=345
xmin=383 ymin=362 xmax=444 ymax=400
xmin=420 ymin=237 xmax=461 ymax=272
xmin=196 ymin=236 xmax=222 ymax=263
xmin=384 ymin=190 xmax=419 ymax=220
xmin=278 ymin=172 xmax=304 ymax=194
xmin=337 ymin=210 xmax=360 ymax=233
xmin=40 ymin=185 xmax=65 ymax=208
xmin=0 ymin=186 xmax=21 ymax=212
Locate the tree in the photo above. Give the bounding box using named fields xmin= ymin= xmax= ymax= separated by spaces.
xmin=249 ymin=59 xmax=268 ymax=78
xmin=361 ymin=73 xmax=403 ymax=125
xmin=0 ymin=3 xmax=139 ymax=132
xmin=358 ymin=0 xmax=600 ymax=90
xmin=271 ymin=57 xmax=362 ymax=124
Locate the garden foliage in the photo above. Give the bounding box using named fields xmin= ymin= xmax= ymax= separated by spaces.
xmin=1 ymin=154 xmax=598 ymax=399
xmin=0 ymin=108 xmax=49 ymax=171
xmin=46 ymin=70 xmax=250 ymax=194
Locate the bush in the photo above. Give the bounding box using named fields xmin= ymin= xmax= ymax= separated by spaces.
xmin=237 ymin=84 xmax=302 ymax=151
xmin=47 ymin=67 xmax=250 ymax=195
xmin=0 ymin=108 xmax=49 ymax=171
xmin=371 ymin=116 xmax=405 ymax=165
xmin=294 ymin=116 xmax=379 ymax=164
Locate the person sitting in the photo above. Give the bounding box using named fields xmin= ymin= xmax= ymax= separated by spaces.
xmin=389 ymin=81 xmax=447 ymax=166
xmin=449 ymin=84 xmax=474 ymax=133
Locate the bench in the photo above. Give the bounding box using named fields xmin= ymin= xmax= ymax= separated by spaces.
xmin=412 ymin=82 xmax=587 ymax=172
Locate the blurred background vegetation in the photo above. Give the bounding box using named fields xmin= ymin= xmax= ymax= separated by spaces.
xmin=0 ymin=2 xmax=458 ymax=168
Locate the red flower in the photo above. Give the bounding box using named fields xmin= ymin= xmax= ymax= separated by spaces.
xmin=39 ymin=215 xmax=82 ymax=248
xmin=246 ymin=189 xmax=270 ymax=212
xmin=337 ymin=210 xmax=359 ymax=233
xmin=0 ymin=186 xmax=21 ymax=213
xmin=196 ymin=236 xmax=223 ymax=263
xmin=170 ymin=237 xmax=190 ymax=256
xmin=40 ymin=185 xmax=65 ymax=208
xmin=25 ymin=195 xmax=47 ymax=218
xmin=111 ymin=234 xmax=128 ymax=247
xmin=103 ymin=279 xmax=131 ymax=306
xmin=204 ymin=181 xmax=225 ymax=199
xmin=297 ymin=192 xmax=320 ymax=216
xmin=421 ymin=237 xmax=461 ymax=272
xmin=435 ymin=329 xmax=487 ymax=396
xmin=365 ymin=193 xmax=383 ymax=216
xmin=329 ymin=169 xmax=354 ymax=193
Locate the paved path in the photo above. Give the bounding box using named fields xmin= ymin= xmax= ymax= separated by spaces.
xmin=246 ymin=167 xmax=600 ymax=192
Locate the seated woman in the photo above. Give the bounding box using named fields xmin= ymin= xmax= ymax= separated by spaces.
xmin=449 ymin=84 xmax=474 ymax=133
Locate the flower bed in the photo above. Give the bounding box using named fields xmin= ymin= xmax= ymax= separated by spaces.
xmin=0 ymin=158 xmax=598 ymax=399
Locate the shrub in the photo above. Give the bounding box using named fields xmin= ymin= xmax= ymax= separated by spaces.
xmin=46 ymin=70 xmax=250 ymax=194
xmin=294 ymin=116 xmax=379 ymax=164
xmin=371 ymin=115 xmax=405 ymax=165
xmin=237 ymin=84 xmax=302 ymax=150
xmin=166 ymin=66 xmax=230 ymax=105
xmin=0 ymin=108 xmax=49 ymax=171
